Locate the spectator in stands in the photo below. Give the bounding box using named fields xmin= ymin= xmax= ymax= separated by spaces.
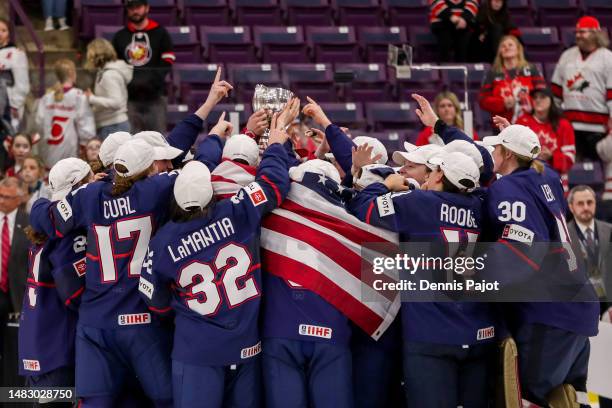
xmin=473 ymin=0 xmax=520 ymax=63
xmin=85 ymin=39 xmax=133 ymax=140
xmin=552 ymin=16 xmax=612 ymax=162
xmin=415 ymin=91 xmax=478 ymax=146
xmin=516 ymin=88 xmax=575 ymax=193
xmin=567 ymin=185 xmax=612 ymax=312
xmin=2 ymin=133 xmax=32 ymax=177
xmin=42 ymin=0 xmax=69 ymax=31
xmin=83 ymin=137 xmax=102 ymax=163
xmin=429 ymin=0 xmax=479 ymax=62
xmin=0 ymin=18 xmax=30 ymax=132
xmin=479 ymin=35 xmax=546 ymax=126
xmin=112 ymin=0 xmax=175 ymax=133
xmin=596 ymin=134 xmax=612 ymax=223
xmin=18 ymin=155 xmax=51 ymax=213
xmin=35 ymin=59 xmax=96 ymax=168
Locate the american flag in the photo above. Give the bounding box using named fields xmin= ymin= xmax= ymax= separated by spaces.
xmin=261 ymin=172 xmax=400 ymax=340
xmin=211 ymin=159 xmax=257 ymax=199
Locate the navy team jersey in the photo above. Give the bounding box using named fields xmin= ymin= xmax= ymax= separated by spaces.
xmin=262 ymin=274 xmax=351 ymax=345
xmin=348 ymin=184 xmax=498 ymax=345
xmin=138 ymin=143 xmax=290 ymax=366
xmin=18 ymin=231 xmax=87 ymax=376
xmin=30 ymin=171 xmax=178 ymax=329
xmin=481 ymin=166 xmax=599 ymax=336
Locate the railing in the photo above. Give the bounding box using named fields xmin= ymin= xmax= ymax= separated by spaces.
xmin=8 ymin=0 xmax=45 ymax=97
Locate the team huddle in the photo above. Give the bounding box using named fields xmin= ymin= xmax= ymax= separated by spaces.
xmin=17 ymin=68 xmax=599 ymax=408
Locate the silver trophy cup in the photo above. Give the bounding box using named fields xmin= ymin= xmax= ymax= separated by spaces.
xmin=252 ymin=84 xmax=294 ymax=152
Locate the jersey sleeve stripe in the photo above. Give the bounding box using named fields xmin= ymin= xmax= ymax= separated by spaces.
xmin=65 ymin=287 xmax=85 ymax=306
xmin=499 ymin=239 xmax=540 ymax=271
xmin=261 ymin=175 xmax=282 ymax=205
xmin=365 ymin=201 xmax=375 ymax=225
xmin=148 ymin=305 xmax=172 ymax=313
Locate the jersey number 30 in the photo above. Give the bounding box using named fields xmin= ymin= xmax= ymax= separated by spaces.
xmin=178 ymin=243 xmax=260 ymax=316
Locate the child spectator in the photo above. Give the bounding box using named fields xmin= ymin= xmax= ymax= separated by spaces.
xmin=0 ymin=18 xmax=30 ymax=131
xmin=473 ymin=0 xmax=520 ymax=63
xmin=516 ymin=88 xmax=576 ymax=193
xmin=84 ymin=39 xmax=133 ymax=140
xmin=83 ymin=137 xmax=101 ymax=163
xmin=18 ymin=155 xmax=51 ymax=213
xmin=35 ymin=59 xmax=96 ymax=168
xmin=42 ymin=0 xmax=69 ymax=31
xmin=429 ymin=0 xmax=479 ymax=62
xmin=3 ymin=133 xmax=32 ymax=177
xmin=416 ymin=91 xmax=478 ymax=145
xmin=479 ymin=35 xmax=546 ymax=125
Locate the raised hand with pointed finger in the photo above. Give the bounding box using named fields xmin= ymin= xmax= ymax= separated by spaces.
xmin=210 ymin=111 xmax=233 ymax=139
xmin=302 ymin=96 xmax=332 ymax=128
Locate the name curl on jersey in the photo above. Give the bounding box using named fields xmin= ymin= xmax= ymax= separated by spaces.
xmin=167 ymin=217 xmax=236 ymax=263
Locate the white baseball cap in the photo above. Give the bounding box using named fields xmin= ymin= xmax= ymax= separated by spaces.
xmin=134 ymin=131 xmax=182 ymax=161
xmin=99 ymin=131 xmax=131 ymax=167
xmin=174 ymin=161 xmax=213 ymax=211
xmin=288 ymin=159 xmax=341 ymax=184
xmin=48 ymin=158 xmax=92 ymax=201
xmin=354 ymin=164 xmax=394 ymax=190
xmin=428 ymin=151 xmax=480 ymax=191
xmin=442 ymin=140 xmax=483 ymax=169
xmin=223 ymin=134 xmax=259 ymax=166
xmin=482 ymin=125 xmax=541 ymax=159
xmin=393 ymin=144 xmax=443 ymax=170
xmin=114 ymin=139 xmax=155 ymax=177
xmin=353 ymin=136 xmax=388 ymax=164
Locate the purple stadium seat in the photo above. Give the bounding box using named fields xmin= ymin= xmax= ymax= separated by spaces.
xmin=409 ymin=27 xmax=438 ymax=62
xmin=282 ymin=0 xmax=334 ymax=26
xmin=319 ymin=102 xmax=366 ymax=129
xmin=366 ymin=102 xmax=419 ymax=131
xmin=442 ymin=63 xmax=490 ymax=91
xmin=200 ymin=26 xmax=256 ymax=63
xmin=147 ymin=0 xmax=179 ymax=26
xmin=183 ymin=0 xmax=231 ymax=26
xmin=166 ymin=26 xmax=202 ymax=63
xmin=358 ymin=26 xmax=408 ymax=63
xmin=369 ymin=131 xmax=405 ymax=157
xmin=204 ymin=103 xmax=254 ymax=130
xmin=335 ymin=63 xmax=391 ymax=103
xmin=559 ymin=26 xmax=579 ymax=49
xmin=332 ymin=0 xmax=385 ymax=26
xmin=230 ymin=0 xmax=283 ymax=26
xmin=173 ymin=63 xmax=221 ymax=108
xmin=584 ymin=0 xmax=612 ymax=27
xmin=227 ymin=63 xmax=282 ymax=102
xmin=79 ymin=0 xmax=123 ymax=39
xmin=382 ymin=0 xmax=429 ymax=27
xmin=519 ymin=27 xmax=562 ymax=62
xmin=166 ymin=104 xmax=191 ymax=131
xmin=253 ymin=26 xmax=309 ymax=63
xmin=507 ymin=0 xmax=534 ymax=26
xmin=94 ymin=25 xmax=123 ymax=42
xmin=306 ymin=26 xmax=360 ymax=63
xmin=390 ymin=67 xmax=441 ymax=102
xmin=281 ymin=63 xmax=337 ymax=102
xmin=543 ymin=63 xmax=557 ymax=82
xmin=533 ymin=0 xmax=581 ymax=27
xmin=568 ymin=161 xmax=604 ymax=188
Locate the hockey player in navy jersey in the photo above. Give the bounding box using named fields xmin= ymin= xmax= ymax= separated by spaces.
xmin=260 ymin=159 xmax=354 ymax=408
xmin=479 ymin=124 xmax=600 ymax=407
xmin=138 ymin=114 xmax=290 ymax=408
xmin=347 ymin=147 xmax=498 ymax=408
xmin=19 ymin=158 xmax=91 ymax=404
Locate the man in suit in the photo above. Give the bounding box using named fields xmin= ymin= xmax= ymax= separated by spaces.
xmin=0 ymin=176 xmax=29 ymax=387
xmin=568 ymin=185 xmax=612 ymax=313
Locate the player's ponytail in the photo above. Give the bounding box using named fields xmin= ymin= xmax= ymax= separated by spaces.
xmin=89 ymin=158 xmax=105 ymax=175
xmin=24 ymin=226 xmax=47 ymax=245
xmin=111 ymin=165 xmax=152 ymax=196
xmin=52 ymin=59 xmax=77 ymax=102
xmin=515 ymin=153 xmax=545 ymax=174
